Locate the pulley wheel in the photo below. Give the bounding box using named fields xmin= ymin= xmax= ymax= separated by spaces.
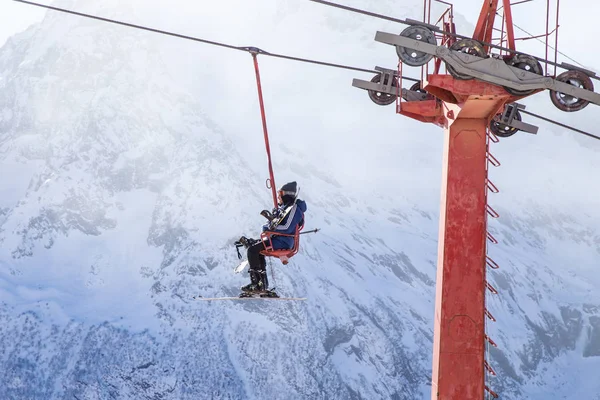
xmin=367 ymin=73 xmax=397 ymax=106
xmin=410 ymin=81 xmax=426 ymax=93
xmin=395 ymin=25 xmax=437 ymax=67
xmin=549 ymin=70 xmax=594 ymax=112
xmin=446 ymin=39 xmax=487 ymax=80
xmin=489 ymin=109 xmax=522 ymax=138
xmin=504 ymin=54 xmax=543 ymax=96
xmin=408 ymin=81 xmax=434 ymax=101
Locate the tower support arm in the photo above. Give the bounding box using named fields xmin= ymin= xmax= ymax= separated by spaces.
xmin=502 ymin=0 xmax=516 ymax=51
xmin=473 ymin=0 xmax=499 ymax=49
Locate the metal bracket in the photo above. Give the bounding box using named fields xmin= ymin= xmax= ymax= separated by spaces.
xmin=374 ymin=31 xmax=600 ymax=106
xmin=352 ymin=77 xmax=430 ymax=101
xmin=352 ymin=68 xmax=430 ymax=101
xmin=560 ymin=62 xmax=597 ymax=77
xmin=500 ymin=103 xmax=538 ymax=134
xmin=374 ymin=66 xmax=398 ymax=92
xmin=374 ymin=66 xmax=397 ymax=74
xmin=402 ymin=89 xmax=430 ymax=102
xmin=352 ymin=77 xmax=395 ymax=95
xmin=351 ymin=66 xmax=398 ymax=96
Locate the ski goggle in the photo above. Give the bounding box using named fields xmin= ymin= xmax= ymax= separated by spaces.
xmin=277 ymin=184 xmax=300 ymax=201
xmin=278 ymin=189 xmax=297 ymax=198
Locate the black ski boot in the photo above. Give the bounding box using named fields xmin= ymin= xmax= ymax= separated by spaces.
xmin=258 ymin=270 xmax=269 ymax=292
xmin=239 ymin=280 xmax=267 ymax=298
xmin=256 ymin=270 xmax=280 ymax=297
xmin=240 ymin=268 xmax=266 ymax=296
xmin=240 ymin=282 xmax=263 ymax=293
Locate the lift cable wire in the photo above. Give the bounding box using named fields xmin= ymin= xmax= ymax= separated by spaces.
xmin=309 ymin=0 xmax=407 ymax=24
xmin=504 ymin=13 xmax=600 ymax=81
xmin=12 ymin=0 xmax=598 ymax=142
xmin=520 ymin=110 xmax=600 ymax=141
xmin=12 ymin=0 xmax=419 ymax=81
xmin=502 ymin=14 xmax=599 ymax=82
xmin=508 ymin=18 xmax=588 ymax=70
xmin=309 ymin=0 xmax=597 ymax=76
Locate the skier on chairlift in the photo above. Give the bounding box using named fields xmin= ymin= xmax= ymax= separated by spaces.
xmin=237 ymin=181 xmax=307 ymax=294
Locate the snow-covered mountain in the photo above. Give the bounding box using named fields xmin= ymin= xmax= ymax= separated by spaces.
xmin=1 ymin=0 xmax=599 ymax=399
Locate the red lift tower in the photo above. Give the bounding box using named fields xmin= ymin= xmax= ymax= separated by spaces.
xmin=351 ymin=0 xmax=600 ymax=398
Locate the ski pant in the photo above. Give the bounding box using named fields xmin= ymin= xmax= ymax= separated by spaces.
xmin=247 ymin=240 xmax=268 ymax=289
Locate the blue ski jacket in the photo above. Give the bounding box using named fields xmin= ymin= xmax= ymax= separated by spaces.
xmin=263 ymin=199 xmax=307 ymax=250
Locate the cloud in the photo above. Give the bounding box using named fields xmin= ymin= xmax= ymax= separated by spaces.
xmin=0 ymin=2 xmax=46 ymax=47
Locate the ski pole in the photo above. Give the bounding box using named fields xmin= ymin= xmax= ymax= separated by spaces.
xmin=300 ymin=228 xmax=320 ymax=235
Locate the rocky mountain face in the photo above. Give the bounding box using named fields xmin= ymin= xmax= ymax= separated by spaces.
xmin=1 ymin=1 xmax=599 ymax=399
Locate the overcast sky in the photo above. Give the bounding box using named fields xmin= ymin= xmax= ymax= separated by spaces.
xmin=0 ymin=1 xmax=45 ymax=47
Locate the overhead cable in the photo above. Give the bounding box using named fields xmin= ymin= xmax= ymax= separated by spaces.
xmin=520 ymin=110 xmax=599 ymax=142
xmin=506 ymin=16 xmax=599 ymax=80
xmin=510 ymin=20 xmax=588 ymax=69
xmin=12 ymin=0 xmax=417 ymax=80
xmin=308 ymin=0 xmax=408 ymax=24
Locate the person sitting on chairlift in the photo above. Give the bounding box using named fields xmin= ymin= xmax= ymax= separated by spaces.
xmin=238 ymin=181 xmax=307 ymax=293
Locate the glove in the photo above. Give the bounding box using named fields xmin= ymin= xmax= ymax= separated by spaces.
xmin=260 ymin=210 xmax=274 ymax=221
xmin=237 ymin=236 xmax=249 ymax=248
xmin=238 ymin=236 xmax=258 ymax=248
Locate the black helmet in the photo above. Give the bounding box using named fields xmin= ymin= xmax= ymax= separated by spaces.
xmin=278 ymin=181 xmax=298 ymax=205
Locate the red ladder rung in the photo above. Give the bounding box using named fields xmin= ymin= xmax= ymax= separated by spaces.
xmin=486 ymin=151 xmax=501 ymax=167
xmin=487 ymin=232 xmax=498 ymax=244
xmin=485 ymin=308 xmax=496 ymax=322
xmin=487 ymin=130 xmax=500 ymax=143
xmin=484 ymin=360 xmax=497 ymax=376
xmin=486 ymin=281 xmax=498 ymax=294
xmin=487 ymin=204 xmax=500 ymax=218
xmin=485 ymin=334 xmax=498 ymax=347
xmin=486 ymin=255 xmax=500 ymax=270
xmin=485 ymin=385 xmax=499 ymax=398
xmin=486 ymin=178 xmax=499 ymax=193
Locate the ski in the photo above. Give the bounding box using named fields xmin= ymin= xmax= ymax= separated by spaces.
xmin=194 ymin=289 xmax=305 ymax=301
xmin=234 ymin=260 xmax=249 ymax=274
xmin=194 ymin=296 xmax=306 ymax=301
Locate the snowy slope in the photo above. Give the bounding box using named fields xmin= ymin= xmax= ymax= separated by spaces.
xmin=0 ymin=0 xmax=599 ymax=399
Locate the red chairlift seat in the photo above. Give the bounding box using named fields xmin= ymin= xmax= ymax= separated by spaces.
xmin=259 ymin=224 xmax=303 ymax=265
